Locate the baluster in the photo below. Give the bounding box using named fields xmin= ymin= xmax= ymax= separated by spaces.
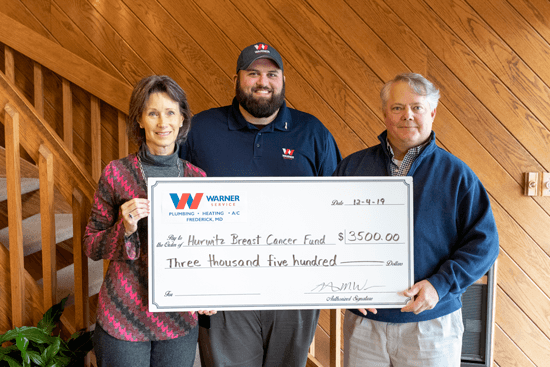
xmin=330 ymin=309 xmax=342 ymax=367
xmin=118 ymin=110 xmax=128 ymax=158
xmin=72 ymin=187 xmax=90 ymax=332
xmin=33 ymin=62 xmax=44 ymax=117
xmin=4 ymin=103 xmax=24 ymax=327
xmin=309 ymin=331 xmax=317 ymax=359
xmin=39 ymin=144 xmax=56 ymax=310
xmin=62 ymin=78 xmax=73 ymax=151
xmin=72 ymin=187 xmax=91 ymax=367
xmin=91 ymin=96 xmax=101 ymax=181
xmin=4 ymin=45 xmax=14 ymax=84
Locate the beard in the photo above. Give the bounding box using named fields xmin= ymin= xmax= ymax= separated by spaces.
xmin=235 ymin=78 xmax=285 ymax=118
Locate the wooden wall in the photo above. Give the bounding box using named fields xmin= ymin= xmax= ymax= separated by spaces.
xmin=1 ymin=0 xmax=549 ymax=366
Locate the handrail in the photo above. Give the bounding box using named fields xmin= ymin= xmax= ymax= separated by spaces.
xmin=0 ymin=72 xmax=96 ymax=202
xmin=0 ymin=12 xmax=132 ymax=113
xmin=1 ymin=77 xmax=94 ymax=366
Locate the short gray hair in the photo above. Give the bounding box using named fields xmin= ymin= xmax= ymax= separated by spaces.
xmin=380 ymin=73 xmax=440 ymax=112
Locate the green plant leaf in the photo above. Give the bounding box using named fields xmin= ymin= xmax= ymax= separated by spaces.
xmin=16 ymin=329 xmax=55 ymax=345
xmin=0 ymin=343 xmax=19 ymax=358
xmin=18 ymin=349 xmax=29 ymax=367
xmin=15 ymin=334 xmax=29 ymax=354
xmin=41 ymin=339 xmax=61 ymax=363
xmin=16 ymin=338 xmax=30 ymax=367
xmin=37 ymin=296 xmax=69 ymax=334
xmin=49 ymin=353 xmax=71 ymax=367
xmin=0 ymin=295 xmax=92 ymax=367
xmin=2 ymin=355 xmax=23 ymax=367
xmin=0 ymin=346 xmax=23 ymax=365
xmin=65 ymin=329 xmax=93 ymax=359
xmin=0 ymin=327 xmax=27 ymax=344
xmin=26 ymin=351 xmax=44 ymax=366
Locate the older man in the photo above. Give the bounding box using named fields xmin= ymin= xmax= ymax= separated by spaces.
xmin=181 ymin=42 xmax=341 ymax=366
xmin=333 ymin=73 xmax=499 ymax=367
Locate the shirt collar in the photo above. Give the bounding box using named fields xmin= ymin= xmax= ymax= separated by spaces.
xmin=379 ymin=130 xmax=435 ymax=158
xmin=385 ymin=138 xmax=428 ymax=161
xmin=228 ymin=98 xmax=292 ymax=132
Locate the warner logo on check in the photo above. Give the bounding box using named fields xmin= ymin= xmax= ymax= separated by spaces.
xmin=163 ymin=189 xmax=245 ymax=223
xmin=169 ymin=193 xmax=203 ymax=210
xmin=205 ymin=194 xmax=240 ymax=207
xmin=168 ymin=193 xmax=242 ymax=211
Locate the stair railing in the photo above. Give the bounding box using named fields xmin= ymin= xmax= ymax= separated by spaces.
xmin=1 ymin=71 xmax=93 ymax=331
xmin=0 ymin=11 xmax=131 ymax=341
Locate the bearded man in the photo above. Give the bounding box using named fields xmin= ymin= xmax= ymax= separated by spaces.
xmin=180 ymin=42 xmax=341 ymax=366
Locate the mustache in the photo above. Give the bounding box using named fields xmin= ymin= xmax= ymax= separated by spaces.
xmin=252 ymin=86 xmax=273 ymax=93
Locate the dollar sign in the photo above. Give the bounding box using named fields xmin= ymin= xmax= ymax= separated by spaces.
xmin=338 ymin=232 xmax=343 ymax=241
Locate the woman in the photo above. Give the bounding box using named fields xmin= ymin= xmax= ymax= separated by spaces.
xmin=84 ymin=75 xmax=209 ymax=366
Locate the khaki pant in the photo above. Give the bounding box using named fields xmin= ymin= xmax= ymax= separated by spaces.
xmin=344 ymin=309 xmax=464 ymax=367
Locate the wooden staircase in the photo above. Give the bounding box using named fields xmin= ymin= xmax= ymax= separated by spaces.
xmin=0 ymin=146 xmax=103 ymax=331
xmin=0 ymin=13 xmax=133 ymax=367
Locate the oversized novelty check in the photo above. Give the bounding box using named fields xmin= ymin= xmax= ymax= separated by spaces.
xmin=148 ymin=177 xmax=413 ymax=311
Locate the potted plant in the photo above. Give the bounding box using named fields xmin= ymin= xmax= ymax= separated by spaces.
xmin=0 ymin=295 xmax=94 ymax=367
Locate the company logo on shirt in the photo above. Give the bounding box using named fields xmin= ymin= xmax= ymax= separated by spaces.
xmin=282 ymin=148 xmax=295 ymax=160
xmin=169 ymin=193 xmax=203 ymax=210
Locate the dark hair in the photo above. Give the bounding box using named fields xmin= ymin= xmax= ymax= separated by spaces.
xmin=127 ymin=75 xmax=192 ymax=145
xmin=380 ymin=73 xmax=440 ymax=112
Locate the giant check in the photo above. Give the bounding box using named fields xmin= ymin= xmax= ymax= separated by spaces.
xmin=148 ymin=177 xmax=413 ymax=311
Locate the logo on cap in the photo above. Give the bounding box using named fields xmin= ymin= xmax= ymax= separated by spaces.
xmin=236 ymin=42 xmax=283 ymax=73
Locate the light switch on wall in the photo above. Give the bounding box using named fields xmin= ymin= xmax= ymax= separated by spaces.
xmin=524 ymin=172 xmax=539 ymax=196
xmin=542 ymin=172 xmax=550 ymax=197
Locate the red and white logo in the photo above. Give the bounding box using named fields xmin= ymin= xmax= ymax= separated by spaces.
xmin=282 ymin=148 xmax=295 ymax=160
xmin=255 ymin=44 xmax=268 ymax=51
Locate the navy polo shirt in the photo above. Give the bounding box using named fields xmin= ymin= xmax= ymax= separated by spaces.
xmin=180 ymin=98 xmax=341 ymax=177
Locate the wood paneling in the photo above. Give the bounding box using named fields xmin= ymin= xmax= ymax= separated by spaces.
xmin=1 ymin=0 xmax=549 ymax=365
xmin=86 ymin=0 xmax=217 ymax=114
xmin=496 ymin=288 xmax=550 ymax=366
xmin=494 ymin=326 xmax=536 ymax=367
xmin=54 ymin=0 xmax=150 ymax=86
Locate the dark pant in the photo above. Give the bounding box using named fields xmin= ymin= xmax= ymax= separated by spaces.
xmin=198 ymin=309 xmax=319 ymax=367
xmin=93 ymin=323 xmax=198 ymax=367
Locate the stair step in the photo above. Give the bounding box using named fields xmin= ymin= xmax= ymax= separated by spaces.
xmin=0 ymin=177 xmax=40 ymax=201
xmin=37 ymin=258 xmax=104 ymax=303
xmin=0 ymin=213 xmax=73 ymax=256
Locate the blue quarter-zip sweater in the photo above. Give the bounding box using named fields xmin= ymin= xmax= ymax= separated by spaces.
xmin=333 ymin=131 xmax=499 ymax=323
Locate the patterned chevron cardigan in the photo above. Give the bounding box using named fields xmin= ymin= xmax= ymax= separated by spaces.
xmin=84 ymin=153 xmax=204 ymax=341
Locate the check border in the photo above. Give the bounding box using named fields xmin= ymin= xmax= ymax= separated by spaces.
xmin=148 ymin=177 xmax=414 ymax=311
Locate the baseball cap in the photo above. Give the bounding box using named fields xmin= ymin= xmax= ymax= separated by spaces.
xmin=236 ymin=43 xmax=284 ymax=73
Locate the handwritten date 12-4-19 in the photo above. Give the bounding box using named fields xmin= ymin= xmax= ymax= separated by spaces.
xmin=353 ymin=198 xmax=385 ymax=205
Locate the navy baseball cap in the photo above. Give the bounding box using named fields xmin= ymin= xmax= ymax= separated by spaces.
xmin=236 ymin=42 xmax=284 ymax=73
